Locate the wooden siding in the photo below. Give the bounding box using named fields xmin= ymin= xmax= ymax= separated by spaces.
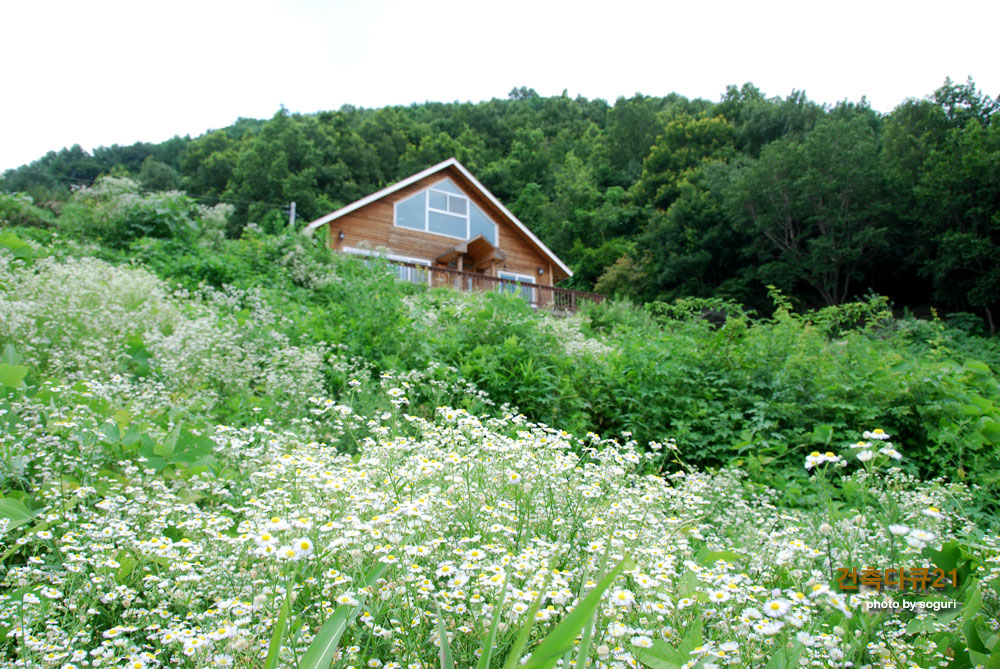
xmin=325 ymin=166 xmax=561 ymax=286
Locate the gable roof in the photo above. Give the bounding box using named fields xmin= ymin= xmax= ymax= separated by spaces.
xmin=303 ymin=158 xmax=573 ymax=278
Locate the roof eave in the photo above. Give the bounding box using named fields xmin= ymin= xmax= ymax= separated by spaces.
xmin=302 ymin=157 xmax=573 ymax=278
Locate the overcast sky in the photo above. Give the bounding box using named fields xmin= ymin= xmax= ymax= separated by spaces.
xmin=3 ymin=0 xmax=997 ymax=171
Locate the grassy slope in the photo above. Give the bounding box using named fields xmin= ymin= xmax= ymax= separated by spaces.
xmin=1 ymin=198 xmax=1000 ymax=666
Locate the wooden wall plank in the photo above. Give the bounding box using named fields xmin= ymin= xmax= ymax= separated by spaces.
xmin=325 ymin=166 xmax=562 ymax=284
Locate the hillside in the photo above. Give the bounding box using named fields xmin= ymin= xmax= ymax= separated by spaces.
xmin=3 ymin=79 xmax=999 ymax=327
xmin=1 ymin=185 xmax=999 ymax=665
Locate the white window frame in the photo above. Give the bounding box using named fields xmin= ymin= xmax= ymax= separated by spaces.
xmin=393 ymin=178 xmax=499 ymax=243
xmin=497 ymin=271 xmax=537 ymax=303
xmin=427 ymin=188 xmax=468 ymax=219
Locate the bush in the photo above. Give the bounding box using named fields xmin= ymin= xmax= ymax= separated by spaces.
xmin=0 ymin=192 xmax=52 ymax=228
xmin=60 ymin=176 xmax=232 ymax=248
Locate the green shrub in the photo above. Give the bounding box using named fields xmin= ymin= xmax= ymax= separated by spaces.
xmin=60 ymin=176 xmax=232 ymax=248
xmin=0 ymin=192 xmax=53 ymax=228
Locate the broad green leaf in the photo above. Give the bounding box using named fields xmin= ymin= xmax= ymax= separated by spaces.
xmin=0 ymin=364 xmax=28 ymax=389
xmin=980 ymin=420 xmax=1000 ymax=444
xmin=0 ymin=232 xmax=33 ymax=259
xmin=963 ymin=584 xmax=983 ymax=623
xmin=0 ymin=498 xmax=33 ymax=531
xmin=810 ymin=424 xmax=834 ymax=445
xmin=965 ymin=362 xmax=992 ymax=375
xmin=907 ymin=607 xmax=960 ymax=634
xmin=923 ymin=542 xmax=962 ymax=573
xmin=696 ymin=548 xmax=744 ymax=567
xmin=121 ymin=426 xmax=142 ymax=449
xmin=113 ymin=409 xmax=131 ymax=427
xmin=100 ymin=422 xmax=121 ymax=444
xmin=966 ymin=618 xmax=988 ymax=654
xmin=765 ymin=641 xmax=804 ymax=669
xmin=1 ymin=344 xmax=22 ymax=366
xmin=115 ymin=553 xmax=136 ymax=584
xmin=679 ymin=568 xmax=698 ymax=598
xmin=632 ymin=639 xmax=685 ymax=668
xmin=969 ymin=650 xmax=991 ymax=667
xmin=60 ymin=476 xmax=81 ymax=493
xmin=677 ymin=619 xmax=703 ymax=657
xmin=154 ymin=421 xmax=183 ymax=457
xmin=178 ymin=491 xmax=206 ymax=505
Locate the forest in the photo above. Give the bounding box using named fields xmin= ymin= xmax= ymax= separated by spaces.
xmin=3 ymin=77 xmax=998 ymax=331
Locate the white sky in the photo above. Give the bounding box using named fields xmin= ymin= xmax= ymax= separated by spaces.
xmin=3 ymin=0 xmax=998 ymax=171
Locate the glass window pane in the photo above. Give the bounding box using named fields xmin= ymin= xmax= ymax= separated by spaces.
xmin=428 ymin=210 xmax=466 ymax=238
xmin=497 ymin=272 xmax=527 ymax=299
xmin=448 ymin=196 xmax=467 ymax=215
xmin=428 ymin=190 xmax=447 ymax=210
xmin=396 ymin=264 xmax=426 ymax=284
xmin=498 ymin=273 xmax=535 ymax=301
xmin=434 ymin=178 xmax=462 ymax=195
xmin=396 ymin=192 xmax=425 ymax=230
xmin=469 ymin=203 xmax=497 ymax=244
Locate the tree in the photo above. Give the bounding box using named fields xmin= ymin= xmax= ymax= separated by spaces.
xmin=181 ymin=130 xmax=236 ymax=197
xmin=640 ymin=161 xmax=755 ymax=304
xmin=138 ymin=156 xmax=181 ymax=191
xmin=223 ymin=110 xmax=336 ymax=233
xmin=915 ymin=120 xmax=1000 ymax=332
xmin=728 ymin=116 xmax=888 ymax=306
xmin=715 ymin=85 xmax=825 ymax=157
xmin=632 ymin=115 xmax=737 ymax=211
xmin=604 ymin=94 xmax=666 ymax=184
xmin=933 ymin=76 xmax=999 ymax=129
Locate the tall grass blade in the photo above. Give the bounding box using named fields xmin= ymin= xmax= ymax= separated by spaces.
xmin=475 ymin=571 xmax=511 ymax=669
xmin=263 ymin=583 xmax=292 ymax=669
xmin=299 ymin=563 xmax=388 ymax=669
xmin=520 ymin=556 xmax=635 ymax=669
xmin=501 ymin=589 xmax=546 ymax=669
xmin=435 ymin=603 xmax=455 ymax=669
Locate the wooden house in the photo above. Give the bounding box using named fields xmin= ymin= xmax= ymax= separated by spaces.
xmin=303 ymin=158 xmax=602 ymax=311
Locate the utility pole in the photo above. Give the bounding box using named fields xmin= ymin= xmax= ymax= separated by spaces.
xmin=288 ymin=201 xmax=296 ymax=228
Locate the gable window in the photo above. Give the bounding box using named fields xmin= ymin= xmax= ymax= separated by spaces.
xmin=394 ymin=178 xmax=498 ymax=245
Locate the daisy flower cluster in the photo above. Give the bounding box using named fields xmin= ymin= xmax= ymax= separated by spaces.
xmin=0 ymin=377 xmax=993 ymax=668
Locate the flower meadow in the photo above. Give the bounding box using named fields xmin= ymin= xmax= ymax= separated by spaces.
xmin=1 ymin=249 xmax=999 ymax=668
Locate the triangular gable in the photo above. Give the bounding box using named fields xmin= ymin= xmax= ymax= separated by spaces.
xmin=304 ymin=158 xmax=572 ymax=278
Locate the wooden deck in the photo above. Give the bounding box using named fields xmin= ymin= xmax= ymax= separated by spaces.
xmin=391 ymin=261 xmax=604 ymax=312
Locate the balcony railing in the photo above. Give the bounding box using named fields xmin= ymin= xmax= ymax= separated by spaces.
xmin=391 ymin=261 xmax=604 ymax=313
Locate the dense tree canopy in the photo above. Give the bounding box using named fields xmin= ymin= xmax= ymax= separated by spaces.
xmin=728 ymin=116 xmax=888 ymax=306
xmin=3 ymin=80 xmax=998 ymax=329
